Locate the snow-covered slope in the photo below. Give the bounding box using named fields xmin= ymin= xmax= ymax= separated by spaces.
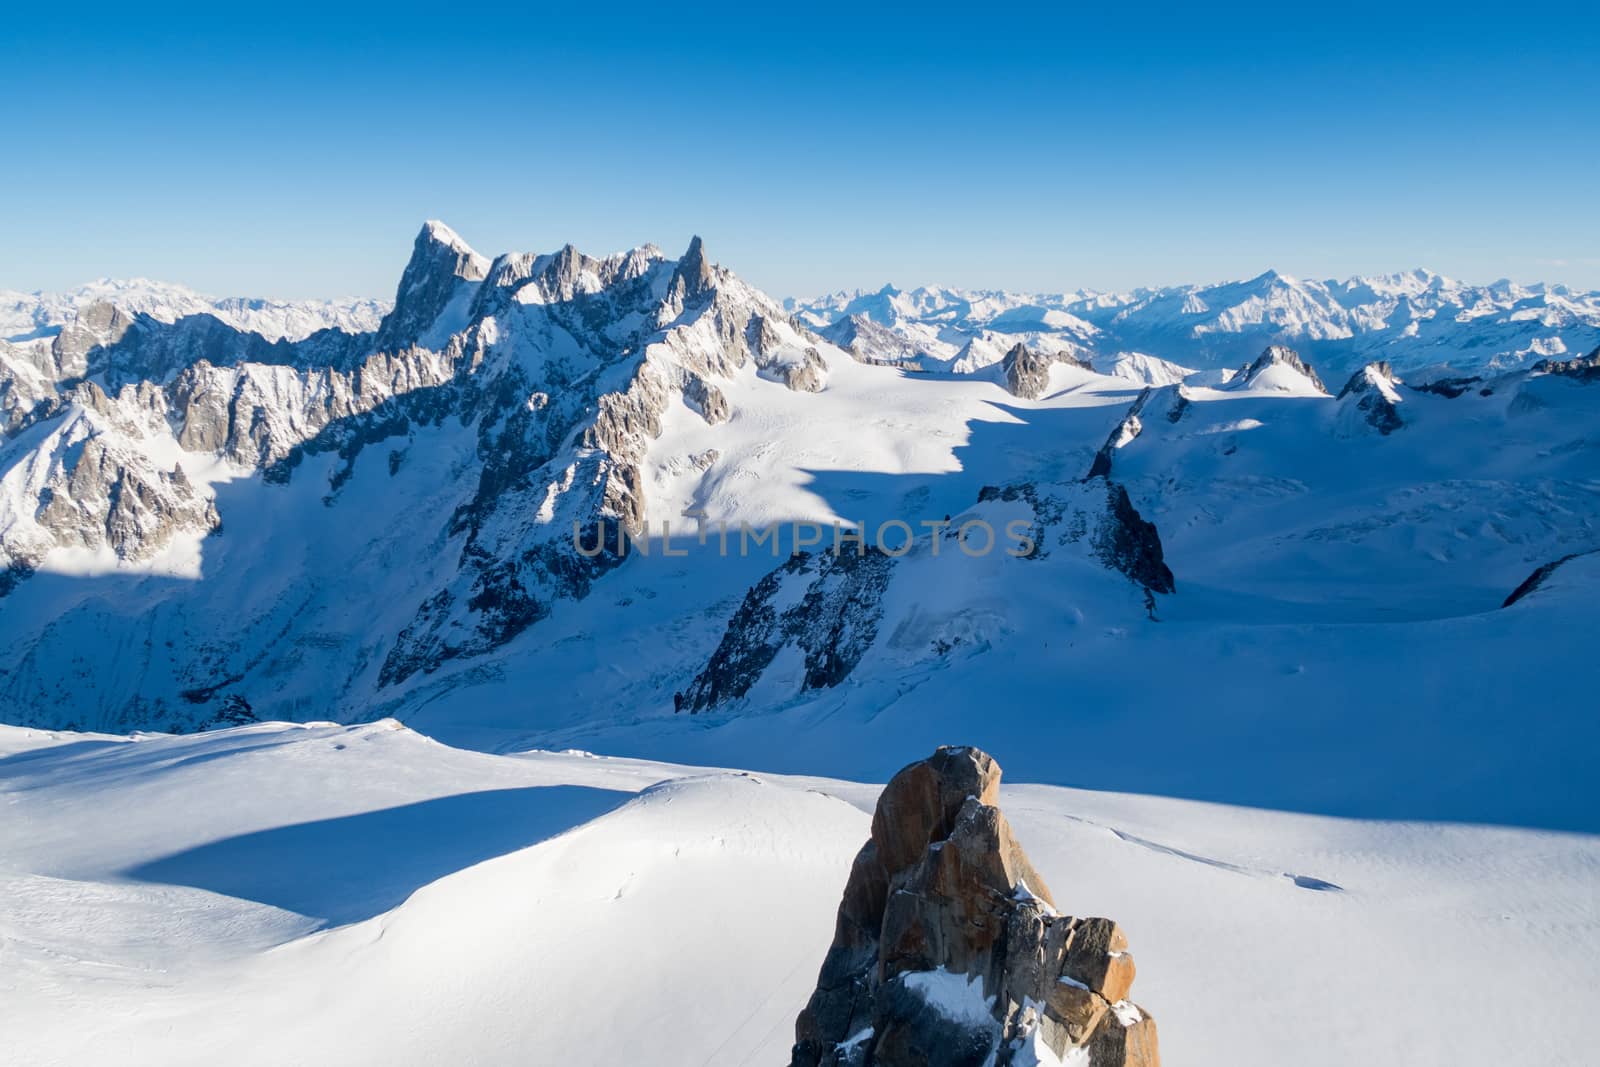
xmin=3 ymin=721 xmax=1596 ymax=1066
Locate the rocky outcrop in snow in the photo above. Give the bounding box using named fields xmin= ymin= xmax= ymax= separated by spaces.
xmin=1000 ymin=343 xmax=1091 ymax=399
xmin=1336 ymin=360 xmax=1404 ymax=435
xmin=791 ymin=746 xmax=1160 ymax=1067
xmin=1002 ymin=343 xmax=1053 ymax=399
xmin=1227 ymin=344 xmax=1329 ymax=394
xmin=678 ymin=549 xmax=895 ymax=713
xmin=1501 ymin=548 xmax=1600 ymax=607
xmin=1534 ymin=345 xmax=1600 ymax=383
xmin=1 ymin=405 xmax=220 ymax=573
xmin=681 ymin=479 xmax=1174 ymax=713
xmin=977 ymin=480 xmax=1175 ymax=596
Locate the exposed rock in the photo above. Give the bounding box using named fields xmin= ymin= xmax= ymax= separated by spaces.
xmin=679 ymin=548 xmax=895 ymax=712
xmin=1533 ymin=345 xmax=1600 ymax=383
xmin=4 ymin=410 xmax=221 ymax=583
xmin=1087 ymin=388 xmax=1152 ymax=479
xmin=978 ymin=479 xmax=1174 ymax=595
xmin=670 ymin=234 xmax=717 ymax=306
xmin=1002 ymin=343 xmax=1054 ymax=399
xmin=374 ymin=220 xmax=490 ymax=352
xmin=1229 ymin=344 xmax=1329 ymax=394
xmin=792 ymin=746 xmax=1160 ymax=1067
xmin=684 ymin=376 xmax=731 ymax=425
xmin=682 ymin=479 xmax=1176 ymax=710
xmin=780 ymin=347 xmax=829 ymax=393
xmin=1502 ymin=549 xmax=1600 ymax=607
xmin=1336 ymin=360 xmax=1404 ymax=435
xmin=822 ymin=314 xmax=926 ymax=367
xmin=1410 ymin=374 xmax=1483 ymax=399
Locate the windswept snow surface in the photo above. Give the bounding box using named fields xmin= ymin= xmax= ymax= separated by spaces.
xmin=2 ymin=721 xmax=1597 ymax=1066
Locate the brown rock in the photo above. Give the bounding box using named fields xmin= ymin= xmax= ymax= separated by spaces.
xmin=1043 ymin=980 xmax=1109 ymax=1050
xmin=1087 ymin=1005 xmax=1161 ymax=1067
xmin=791 ymin=746 xmax=1159 ymax=1067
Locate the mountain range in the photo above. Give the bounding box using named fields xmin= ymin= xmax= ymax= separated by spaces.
xmin=5 ymin=224 xmax=1600 ymax=1067
xmin=0 ymin=225 xmax=1596 ymax=836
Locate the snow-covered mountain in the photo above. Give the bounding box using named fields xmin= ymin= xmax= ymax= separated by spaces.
xmin=4 ymin=226 xmax=1600 ymax=1066
xmin=0 ymin=278 xmax=387 ymax=344
xmin=790 ymin=269 xmax=1600 ymax=381
xmin=3 ymin=228 xmax=1599 ymax=774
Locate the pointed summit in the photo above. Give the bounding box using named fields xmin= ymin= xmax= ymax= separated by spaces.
xmin=670 ymin=235 xmax=716 ymax=304
xmin=374 ymin=221 xmax=490 ymax=351
xmin=1337 ymin=361 xmax=1404 ymax=434
xmin=1230 ymin=344 xmax=1329 ymax=395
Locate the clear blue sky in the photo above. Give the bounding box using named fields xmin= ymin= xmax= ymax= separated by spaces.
xmin=4 ymin=2 xmax=1598 ymax=299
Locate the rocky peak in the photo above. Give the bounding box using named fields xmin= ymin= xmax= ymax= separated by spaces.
xmin=1002 ymin=343 xmax=1052 ymax=399
xmin=1336 ymin=361 xmax=1404 ymax=435
xmin=1336 ymin=360 xmax=1397 ymax=398
xmin=792 ymin=746 xmax=1160 ymax=1067
xmin=374 ymin=220 xmax=490 ymax=351
xmin=671 ymin=235 xmax=717 ymax=305
xmin=1232 ymin=344 xmax=1329 ymax=394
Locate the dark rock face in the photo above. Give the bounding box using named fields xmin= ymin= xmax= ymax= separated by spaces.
xmin=684 ymin=376 xmax=731 ymax=425
xmin=1002 ymin=343 xmax=1054 ymax=399
xmin=792 ymin=747 xmax=1160 ymax=1067
xmin=679 ymin=548 xmax=895 ymax=712
xmin=1502 ymin=549 xmax=1598 ymax=607
xmin=1233 ymin=344 xmax=1328 ymax=393
xmin=1087 ymin=388 xmax=1152 ymax=479
xmin=375 ymin=221 xmax=489 ymax=353
xmin=682 ymin=479 xmax=1176 ymax=711
xmin=1098 ymin=483 xmax=1177 ymax=595
xmin=1337 ymin=361 xmax=1404 ymax=435
xmin=1410 ymin=375 xmax=1483 ymax=399
xmin=981 ymin=479 xmax=1175 ymax=595
xmin=1534 ymin=345 xmax=1600 ymax=383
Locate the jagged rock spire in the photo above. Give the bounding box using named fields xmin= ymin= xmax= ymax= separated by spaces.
xmin=374 ymin=221 xmax=490 ymax=351
xmin=671 ymin=235 xmax=716 ymax=304
xmin=792 ymin=746 xmax=1160 ymax=1066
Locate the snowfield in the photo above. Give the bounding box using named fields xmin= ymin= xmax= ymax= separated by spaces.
xmin=2 ymin=720 xmax=1597 ymax=1066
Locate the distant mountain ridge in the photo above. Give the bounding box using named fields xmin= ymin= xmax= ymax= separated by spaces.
xmin=789 ymin=269 xmax=1600 ymax=380
xmin=0 ymin=278 xmax=388 ymax=344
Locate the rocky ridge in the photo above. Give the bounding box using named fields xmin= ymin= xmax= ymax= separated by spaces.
xmin=679 ymin=478 xmax=1174 ymax=714
xmin=0 ymin=222 xmax=835 ymax=726
xmin=1336 ymin=360 xmax=1405 ymax=435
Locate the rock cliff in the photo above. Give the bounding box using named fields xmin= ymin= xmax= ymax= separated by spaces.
xmin=793 ymin=747 xmax=1160 ymax=1067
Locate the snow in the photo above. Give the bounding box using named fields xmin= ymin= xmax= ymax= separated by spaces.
xmin=790 ymin=270 xmax=1600 ymax=380
xmin=4 ymin=720 xmax=1597 ymax=1065
xmin=898 ymin=967 xmax=998 ymax=1028
xmin=4 ymin=239 xmax=1600 ymax=1065
xmin=0 ymin=278 xmax=386 ymax=343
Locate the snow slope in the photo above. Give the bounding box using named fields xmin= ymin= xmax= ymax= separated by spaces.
xmin=2 ymin=721 xmax=1596 ymax=1066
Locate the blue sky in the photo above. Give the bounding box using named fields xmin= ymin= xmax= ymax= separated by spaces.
xmin=4 ymin=2 xmax=1598 ymax=299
